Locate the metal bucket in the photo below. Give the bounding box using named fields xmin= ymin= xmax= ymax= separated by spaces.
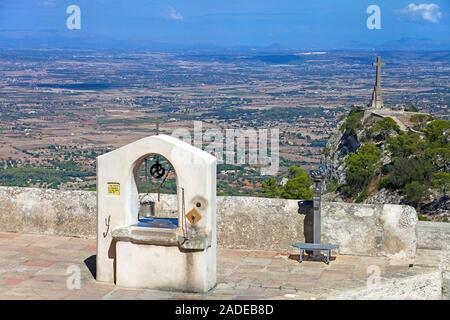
xmin=140 ymin=200 xmax=155 ymax=218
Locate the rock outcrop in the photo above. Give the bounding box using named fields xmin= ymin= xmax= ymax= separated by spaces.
xmin=323 ymin=107 xmax=449 ymax=220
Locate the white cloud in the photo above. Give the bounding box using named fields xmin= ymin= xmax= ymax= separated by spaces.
xmin=402 ymin=3 xmax=443 ymax=23
xmin=166 ymin=6 xmax=184 ymax=21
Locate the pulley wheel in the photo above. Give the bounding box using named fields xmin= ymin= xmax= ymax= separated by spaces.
xmin=150 ymin=161 xmax=165 ymax=179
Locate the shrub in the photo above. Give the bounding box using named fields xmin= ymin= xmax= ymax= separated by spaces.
xmin=355 ymin=189 xmax=369 ymax=203
xmin=261 ymin=177 xmax=282 ymax=198
xmin=384 ymin=157 xmax=434 ymax=189
xmin=262 ymin=166 xmax=313 ymax=200
xmin=431 ymin=172 xmax=450 ymax=196
xmin=281 ymin=166 xmax=313 ymax=199
xmin=371 ymin=117 xmax=400 ymax=140
xmin=343 ymin=110 xmax=364 ymax=136
xmin=404 ymin=104 xmax=418 ymax=112
xmin=424 ymin=119 xmax=450 ymax=147
xmin=344 ymin=144 xmax=382 ymax=196
xmin=404 ymin=181 xmax=428 ymax=209
xmin=410 ymin=114 xmax=432 ymax=131
xmin=387 ymin=132 xmax=424 ymax=158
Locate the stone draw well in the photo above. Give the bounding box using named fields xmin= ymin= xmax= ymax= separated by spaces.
xmin=96 ymin=134 xmax=217 ymax=292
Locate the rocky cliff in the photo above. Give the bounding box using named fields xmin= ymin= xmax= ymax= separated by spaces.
xmin=323 ymin=107 xmax=449 ymax=221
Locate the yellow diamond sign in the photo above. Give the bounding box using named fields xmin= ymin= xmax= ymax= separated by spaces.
xmin=186 ymin=208 xmax=201 ymax=225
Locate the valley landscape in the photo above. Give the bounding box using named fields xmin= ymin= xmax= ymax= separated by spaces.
xmin=0 ymin=49 xmax=449 ymax=197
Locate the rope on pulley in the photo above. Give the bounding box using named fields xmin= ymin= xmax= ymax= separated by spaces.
xmin=139 ymin=159 xmax=153 ymax=210
xmin=157 ymin=166 xmax=171 ymax=202
xmin=138 ymin=155 xmax=175 ymax=219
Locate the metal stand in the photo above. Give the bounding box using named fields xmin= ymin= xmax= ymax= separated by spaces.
xmin=293 ymin=169 xmax=339 ymax=264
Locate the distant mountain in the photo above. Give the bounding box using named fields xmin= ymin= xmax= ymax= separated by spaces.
xmin=0 ymin=29 xmax=169 ymax=51
xmin=2 ymin=29 xmax=449 ymax=52
xmin=379 ymin=37 xmax=450 ymax=51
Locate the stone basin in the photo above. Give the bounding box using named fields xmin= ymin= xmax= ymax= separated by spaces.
xmin=112 ymin=225 xmax=179 ymax=246
xmin=111 ymin=223 xmax=211 ymax=250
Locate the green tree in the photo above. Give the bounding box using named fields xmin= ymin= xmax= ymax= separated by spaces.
xmin=281 ymin=166 xmax=313 ymax=199
xmin=388 ymin=132 xmax=424 ymax=158
xmin=262 ymin=166 xmax=313 ymax=200
xmin=424 ymin=119 xmax=450 ymax=147
xmin=343 ymin=110 xmax=364 ymax=136
xmin=372 ymin=117 xmax=400 ymax=140
xmin=404 ymin=181 xmax=427 ymax=209
xmin=422 ymin=119 xmax=450 ymax=170
xmin=385 ymin=157 xmax=434 ymax=189
xmin=410 ymin=114 xmax=433 ymax=131
xmin=262 ymin=177 xmax=282 ymax=198
xmin=344 ymin=144 xmax=382 ymax=196
xmin=426 ymin=146 xmax=450 ymax=170
xmin=431 ymin=172 xmax=450 ymax=196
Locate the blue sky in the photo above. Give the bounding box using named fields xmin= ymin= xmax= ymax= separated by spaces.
xmin=0 ymin=0 xmax=449 ymax=50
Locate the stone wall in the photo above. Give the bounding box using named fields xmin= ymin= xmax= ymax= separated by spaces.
xmin=0 ymin=187 xmax=96 ymax=239
xmin=416 ymin=221 xmax=450 ymax=250
xmin=321 ymin=202 xmax=417 ymax=263
xmin=0 ymin=186 xmax=422 ymax=261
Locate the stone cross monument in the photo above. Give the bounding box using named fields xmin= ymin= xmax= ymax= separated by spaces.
xmin=369 ymin=56 xmax=384 ymax=109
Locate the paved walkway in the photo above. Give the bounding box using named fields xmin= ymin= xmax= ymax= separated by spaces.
xmin=0 ymin=232 xmax=439 ymax=299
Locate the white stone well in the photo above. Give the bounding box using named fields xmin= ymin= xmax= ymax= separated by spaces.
xmin=96 ymin=134 xmax=217 ymax=292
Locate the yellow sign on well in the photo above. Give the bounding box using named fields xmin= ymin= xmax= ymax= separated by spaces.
xmin=186 ymin=208 xmax=201 ymax=225
xmin=107 ymin=183 xmax=120 ymax=196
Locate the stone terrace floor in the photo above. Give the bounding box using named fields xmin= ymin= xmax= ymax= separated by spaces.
xmin=0 ymin=232 xmax=442 ymax=300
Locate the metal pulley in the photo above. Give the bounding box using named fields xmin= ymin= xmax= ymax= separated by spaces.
xmin=150 ymin=160 xmax=165 ymax=179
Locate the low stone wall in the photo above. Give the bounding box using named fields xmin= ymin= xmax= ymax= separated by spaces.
xmin=218 ymin=198 xmax=418 ymax=263
xmin=0 ymin=186 xmax=419 ymax=261
xmin=417 ymin=221 xmax=450 ymax=250
xmin=321 ymin=202 xmax=417 ymax=263
xmin=0 ymin=187 xmax=96 ymax=239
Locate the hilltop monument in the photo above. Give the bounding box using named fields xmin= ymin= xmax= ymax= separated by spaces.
xmin=369 ymin=56 xmax=384 ymax=109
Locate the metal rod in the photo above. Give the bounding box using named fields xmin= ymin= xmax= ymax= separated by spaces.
xmin=181 ymin=187 xmax=187 ymax=239
xmin=313 ymin=179 xmax=321 ymax=245
xmin=157 ymin=167 xmax=171 ymax=202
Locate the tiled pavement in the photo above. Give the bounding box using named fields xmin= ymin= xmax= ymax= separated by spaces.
xmin=0 ymin=232 xmax=440 ymax=300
